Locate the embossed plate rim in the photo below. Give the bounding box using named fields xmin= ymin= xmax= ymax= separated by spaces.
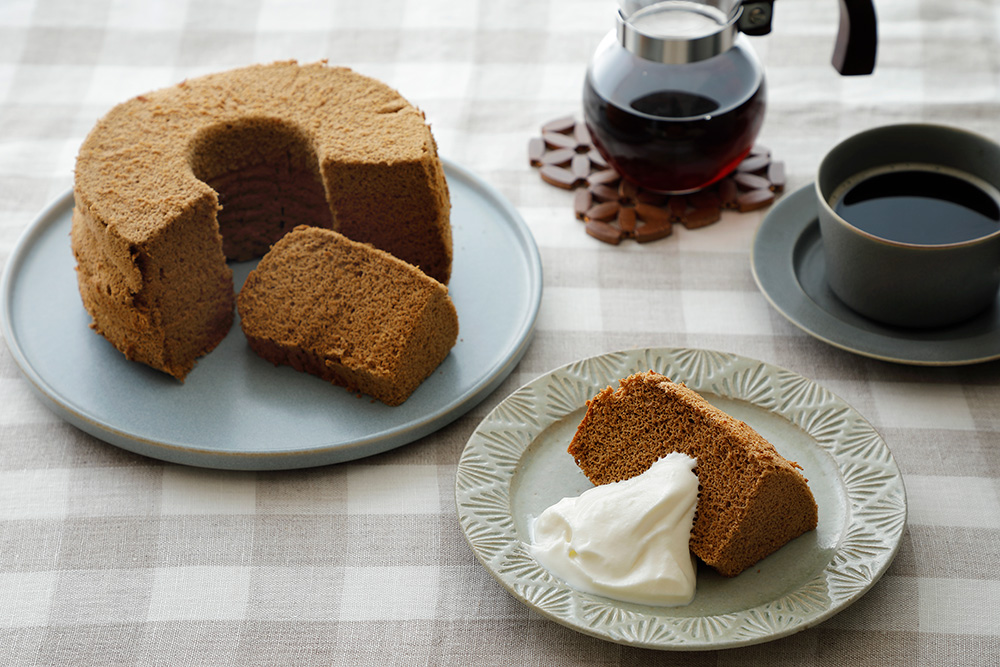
xmin=455 ymin=347 xmax=907 ymax=650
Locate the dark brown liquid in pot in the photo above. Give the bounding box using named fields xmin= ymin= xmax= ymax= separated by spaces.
xmin=584 ymin=34 xmax=766 ymax=194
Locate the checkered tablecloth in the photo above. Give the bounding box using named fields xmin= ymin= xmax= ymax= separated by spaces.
xmin=2 ymin=0 xmax=999 ymax=664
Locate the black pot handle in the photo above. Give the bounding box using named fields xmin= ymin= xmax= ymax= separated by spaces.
xmin=739 ymin=0 xmax=877 ymax=75
xmin=832 ymin=0 xmax=878 ymax=75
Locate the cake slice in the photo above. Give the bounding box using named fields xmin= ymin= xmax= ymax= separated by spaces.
xmin=237 ymin=225 xmax=458 ymax=406
xmin=567 ymin=371 xmax=818 ymax=577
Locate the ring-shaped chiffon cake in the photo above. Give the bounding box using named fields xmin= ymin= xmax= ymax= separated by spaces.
xmin=70 ymin=60 xmax=452 ymax=380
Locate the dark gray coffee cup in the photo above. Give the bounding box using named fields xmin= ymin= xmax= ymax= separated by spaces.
xmin=816 ymin=123 xmax=1000 ymax=328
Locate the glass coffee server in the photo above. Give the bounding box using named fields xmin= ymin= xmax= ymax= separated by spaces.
xmin=584 ymin=0 xmax=878 ymax=193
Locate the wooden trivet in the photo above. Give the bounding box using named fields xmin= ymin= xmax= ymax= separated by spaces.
xmin=528 ymin=116 xmax=785 ymax=245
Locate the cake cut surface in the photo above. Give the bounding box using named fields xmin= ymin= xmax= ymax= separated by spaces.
xmin=71 ymin=60 xmax=451 ymax=380
xmin=567 ymin=370 xmax=818 ymax=577
xmin=237 ymin=226 xmax=459 ymax=406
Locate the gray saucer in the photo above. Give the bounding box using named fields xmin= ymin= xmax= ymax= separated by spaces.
xmin=751 ymin=184 xmax=1000 ymax=366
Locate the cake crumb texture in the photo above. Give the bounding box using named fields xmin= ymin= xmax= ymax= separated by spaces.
xmin=567 ymin=370 xmax=818 ymax=577
xmin=71 ymin=60 xmax=451 ymax=380
xmin=237 ymin=225 xmax=458 ymax=406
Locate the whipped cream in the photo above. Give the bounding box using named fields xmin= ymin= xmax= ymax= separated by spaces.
xmin=528 ymin=452 xmax=699 ymax=607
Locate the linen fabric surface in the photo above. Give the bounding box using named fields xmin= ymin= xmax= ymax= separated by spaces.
xmin=1 ymin=0 xmax=999 ymax=665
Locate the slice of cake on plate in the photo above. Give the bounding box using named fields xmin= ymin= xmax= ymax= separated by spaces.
xmin=237 ymin=225 xmax=458 ymax=406
xmin=568 ymin=370 xmax=818 ymax=577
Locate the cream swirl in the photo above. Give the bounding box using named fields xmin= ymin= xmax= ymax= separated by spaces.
xmin=529 ymin=452 xmax=699 ymax=607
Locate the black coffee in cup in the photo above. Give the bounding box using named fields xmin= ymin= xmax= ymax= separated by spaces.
xmin=829 ymin=165 xmax=1000 ymax=245
xmin=816 ymin=124 xmax=1000 ymax=328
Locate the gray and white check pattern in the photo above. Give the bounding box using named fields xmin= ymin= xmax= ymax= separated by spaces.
xmin=2 ymin=0 xmax=999 ymax=664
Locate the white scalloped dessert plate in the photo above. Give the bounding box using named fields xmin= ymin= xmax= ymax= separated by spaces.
xmin=456 ymin=347 xmax=907 ymax=650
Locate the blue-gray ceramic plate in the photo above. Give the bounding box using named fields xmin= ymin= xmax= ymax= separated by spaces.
xmin=751 ymin=184 xmax=1000 ymax=366
xmin=0 ymin=159 xmax=541 ymax=469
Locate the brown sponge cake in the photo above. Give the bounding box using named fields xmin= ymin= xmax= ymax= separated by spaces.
xmin=71 ymin=60 xmax=451 ymax=380
xmin=237 ymin=225 xmax=458 ymax=407
xmin=567 ymin=371 xmax=818 ymax=577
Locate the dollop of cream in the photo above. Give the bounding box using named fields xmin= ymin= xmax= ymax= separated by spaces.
xmin=528 ymin=452 xmax=699 ymax=607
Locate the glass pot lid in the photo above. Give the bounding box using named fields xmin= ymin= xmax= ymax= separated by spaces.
xmin=616 ymin=0 xmax=768 ymax=64
xmin=616 ymin=0 xmax=877 ymax=74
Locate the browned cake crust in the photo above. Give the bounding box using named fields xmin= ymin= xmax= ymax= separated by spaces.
xmin=237 ymin=226 xmax=458 ymax=406
xmin=71 ymin=60 xmax=451 ymax=380
xmin=567 ymin=371 xmax=818 ymax=577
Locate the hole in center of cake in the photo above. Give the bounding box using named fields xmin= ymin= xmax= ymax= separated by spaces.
xmin=188 ymin=118 xmax=334 ymax=262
